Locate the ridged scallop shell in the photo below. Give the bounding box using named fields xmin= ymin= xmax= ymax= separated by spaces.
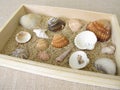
xmin=12 ymin=48 xmax=29 ymax=59
xmin=48 ymin=17 xmax=65 ymax=32
xmin=87 ymin=19 xmax=111 ymax=42
xmin=36 ymin=39 xmax=49 ymax=51
xmin=38 ymin=51 xmax=50 ymax=61
xmin=51 ymin=34 xmax=69 ymax=48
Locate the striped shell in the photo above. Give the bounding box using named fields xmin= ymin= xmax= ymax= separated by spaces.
xmin=51 ymin=34 xmax=69 ymax=48
xmin=37 ymin=51 xmax=50 ymax=61
xmin=36 ymin=39 xmax=49 ymax=51
xmin=87 ymin=20 xmax=111 ymax=42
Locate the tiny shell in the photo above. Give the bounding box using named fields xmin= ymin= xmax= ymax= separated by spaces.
xmin=12 ymin=48 xmax=29 ymax=59
xmin=56 ymin=48 xmax=72 ymax=62
xmin=94 ymin=58 xmax=116 ymax=75
xmin=51 ymin=34 xmax=69 ymax=48
xmin=74 ymin=31 xmax=97 ymax=50
xmin=101 ymin=45 xmax=115 ymax=54
xmin=69 ymin=51 xmax=89 ymax=69
xmin=36 ymin=39 xmax=49 ymax=51
xmin=33 ymin=29 xmax=49 ymax=39
xmin=15 ymin=31 xmax=31 ymax=43
xmin=87 ymin=19 xmax=111 ymax=42
xmin=48 ymin=17 xmax=65 ymax=32
xmin=68 ymin=19 xmax=83 ymax=32
xmin=38 ymin=51 xmax=50 ymax=61
xmin=20 ymin=14 xmax=41 ymax=30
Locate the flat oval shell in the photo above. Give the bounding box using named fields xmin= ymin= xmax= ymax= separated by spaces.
xmin=87 ymin=19 xmax=111 ymax=42
xmin=74 ymin=31 xmax=97 ymax=50
xmin=51 ymin=34 xmax=69 ymax=48
xmin=15 ymin=31 xmax=31 ymax=43
xmin=94 ymin=58 xmax=116 ymax=75
xmin=69 ymin=51 xmax=89 ymax=69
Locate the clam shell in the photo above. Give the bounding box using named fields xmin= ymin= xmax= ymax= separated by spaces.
xmin=48 ymin=17 xmax=65 ymax=32
xmin=38 ymin=51 xmax=50 ymax=61
xmin=33 ymin=29 xmax=49 ymax=39
xmin=36 ymin=39 xmax=49 ymax=51
xmin=12 ymin=48 xmax=29 ymax=59
xmin=94 ymin=58 xmax=116 ymax=75
xmin=87 ymin=19 xmax=111 ymax=42
xmin=20 ymin=14 xmax=41 ymax=30
xmin=51 ymin=34 xmax=69 ymax=48
xmin=69 ymin=51 xmax=89 ymax=69
xmin=68 ymin=19 xmax=83 ymax=32
xmin=15 ymin=31 xmax=31 ymax=43
xmin=74 ymin=31 xmax=97 ymax=50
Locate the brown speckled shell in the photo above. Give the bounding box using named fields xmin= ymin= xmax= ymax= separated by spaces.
xmin=37 ymin=51 xmax=50 ymax=61
xmin=51 ymin=34 xmax=69 ymax=48
xmin=36 ymin=39 xmax=49 ymax=51
xmin=87 ymin=20 xmax=111 ymax=42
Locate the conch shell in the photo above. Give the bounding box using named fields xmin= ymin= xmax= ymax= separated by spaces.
xmin=36 ymin=39 xmax=49 ymax=51
xmin=33 ymin=29 xmax=49 ymax=39
xmin=48 ymin=17 xmax=65 ymax=32
xmin=87 ymin=19 xmax=111 ymax=42
xmin=55 ymin=48 xmax=72 ymax=62
xmin=38 ymin=51 xmax=50 ymax=61
xmin=51 ymin=34 xmax=69 ymax=48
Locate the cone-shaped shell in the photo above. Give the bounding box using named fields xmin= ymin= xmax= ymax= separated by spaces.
xmin=51 ymin=34 xmax=69 ymax=48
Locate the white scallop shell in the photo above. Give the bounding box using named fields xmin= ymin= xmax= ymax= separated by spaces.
xmin=101 ymin=45 xmax=115 ymax=54
xmin=15 ymin=31 xmax=31 ymax=43
xmin=20 ymin=14 xmax=41 ymax=30
xmin=94 ymin=58 xmax=116 ymax=75
xmin=69 ymin=51 xmax=89 ymax=69
xmin=74 ymin=31 xmax=97 ymax=50
xmin=33 ymin=29 xmax=49 ymax=39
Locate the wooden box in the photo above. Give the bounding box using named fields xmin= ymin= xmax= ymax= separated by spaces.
xmin=0 ymin=4 xmax=120 ymax=89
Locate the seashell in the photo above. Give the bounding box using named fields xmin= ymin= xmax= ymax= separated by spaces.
xmin=48 ymin=17 xmax=65 ymax=32
xmin=15 ymin=31 xmax=31 ymax=43
xmin=37 ymin=51 xmax=50 ymax=61
xmin=69 ymin=51 xmax=89 ymax=69
xmin=51 ymin=34 xmax=69 ymax=48
xmin=56 ymin=47 xmax=72 ymax=62
xmin=68 ymin=19 xmax=83 ymax=32
xmin=94 ymin=58 xmax=116 ymax=75
xmin=74 ymin=31 xmax=97 ymax=50
xmin=36 ymin=39 xmax=49 ymax=51
xmin=12 ymin=48 xmax=29 ymax=59
xmin=20 ymin=14 xmax=41 ymax=30
xmin=87 ymin=19 xmax=111 ymax=42
xmin=101 ymin=45 xmax=115 ymax=54
xmin=33 ymin=29 xmax=49 ymax=39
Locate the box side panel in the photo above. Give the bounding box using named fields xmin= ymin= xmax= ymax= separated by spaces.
xmin=0 ymin=6 xmax=26 ymax=51
xmin=24 ymin=5 xmax=112 ymax=22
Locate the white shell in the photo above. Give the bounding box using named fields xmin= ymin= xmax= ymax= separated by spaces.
xmin=101 ymin=45 xmax=115 ymax=54
xmin=69 ymin=51 xmax=89 ymax=69
xmin=15 ymin=31 xmax=31 ymax=43
xmin=33 ymin=29 xmax=49 ymax=39
xmin=94 ymin=58 xmax=116 ymax=75
xmin=74 ymin=31 xmax=97 ymax=50
xmin=20 ymin=14 xmax=41 ymax=30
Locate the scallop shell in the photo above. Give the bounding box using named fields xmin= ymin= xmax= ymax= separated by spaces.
xmin=37 ymin=51 xmax=50 ymax=61
xmin=69 ymin=51 xmax=89 ymax=69
xmin=87 ymin=19 xmax=111 ymax=42
xmin=20 ymin=14 xmax=41 ymax=30
xmin=36 ymin=39 xmax=49 ymax=51
xmin=74 ymin=31 xmax=97 ymax=50
xmin=101 ymin=45 xmax=115 ymax=54
xmin=94 ymin=58 xmax=116 ymax=75
xmin=51 ymin=34 xmax=69 ymax=48
xmin=12 ymin=48 xmax=29 ymax=59
xmin=15 ymin=31 xmax=31 ymax=43
xmin=48 ymin=17 xmax=65 ymax=32
xmin=68 ymin=19 xmax=83 ymax=32
xmin=33 ymin=29 xmax=49 ymax=39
